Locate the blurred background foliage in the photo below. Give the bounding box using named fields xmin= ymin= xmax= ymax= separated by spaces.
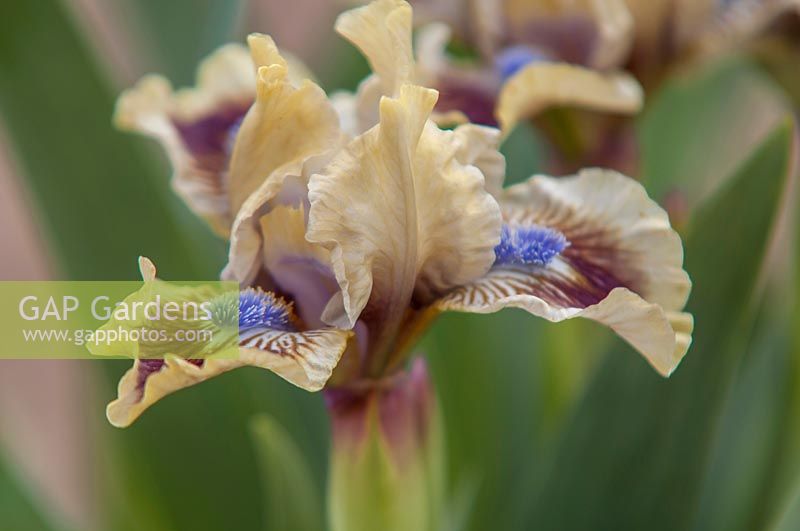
xmin=0 ymin=1 xmax=797 ymax=530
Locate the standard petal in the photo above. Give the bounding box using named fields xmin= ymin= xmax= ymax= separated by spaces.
xmin=452 ymin=123 xmax=506 ymax=196
xmin=436 ymin=169 xmax=692 ymax=376
xmin=227 ymin=61 xmax=342 ymax=215
xmin=307 ymin=85 xmax=501 ymax=332
xmin=223 ymin=61 xmax=341 ymax=298
xmin=495 ymin=63 xmax=643 ymax=136
xmin=114 ymin=44 xmax=254 ymax=234
xmin=336 ymin=0 xmax=414 ymax=96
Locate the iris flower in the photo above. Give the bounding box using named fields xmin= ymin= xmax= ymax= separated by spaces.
xmin=405 ymin=0 xmax=643 ymax=131
xmin=107 ymin=0 xmax=692 ymax=429
xmin=402 ymin=0 xmax=800 ymax=172
xmin=114 ymin=37 xmax=313 ymax=235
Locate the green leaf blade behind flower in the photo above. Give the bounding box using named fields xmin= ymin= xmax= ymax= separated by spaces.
xmin=124 ymin=0 xmax=246 ymax=86
xmin=249 ymin=415 xmax=324 ymax=531
xmin=0 ymin=451 xmax=65 ymax=531
xmin=0 ymin=0 xmax=225 ymax=281
xmin=525 ymin=119 xmax=795 ymax=530
xmin=0 ymin=4 xmax=330 ymax=531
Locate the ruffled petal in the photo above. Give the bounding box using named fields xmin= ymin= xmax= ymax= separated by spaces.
xmin=246 ymin=33 xmax=316 ymax=86
xmin=114 ymin=35 xmax=318 ymax=236
xmin=452 ymin=123 xmax=506 ymax=196
xmin=336 ymin=0 xmax=414 ymax=96
xmin=223 ymin=56 xmax=342 ymax=301
xmin=436 ymin=169 xmax=692 ymax=376
xmin=114 ymin=44 xmax=254 ymax=234
xmin=227 ymin=57 xmax=342 ymax=213
xmin=224 ymin=56 xmax=342 ymax=278
xmin=496 ymin=62 xmax=643 ymax=136
xmin=106 ymin=258 xmax=352 ymax=427
xmin=307 ymin=85 xmax=502 ymax=332
xmin=226 ymin=203 xmax=339 ymax=329
xmin=108 ymin=325 xmax=351 ymax=427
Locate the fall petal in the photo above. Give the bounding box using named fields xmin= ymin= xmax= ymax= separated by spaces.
xmin=108 ymin=325 xmax=350 ymax=428
xmin=496 ymin=62 xmax=643 ymax=136
xmin=437 ymin=169 xmax=692 ymax=376
xmin=106 ymin=259 xmax=352 ymax=427
xmin=624 ymin=0 xmax=717 ymax=66
xmin=114 ymin=44 xmax=254 ymax=234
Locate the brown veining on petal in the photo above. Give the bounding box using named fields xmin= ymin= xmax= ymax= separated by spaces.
xmin=492 ymin=200 xmax=643 ymax=310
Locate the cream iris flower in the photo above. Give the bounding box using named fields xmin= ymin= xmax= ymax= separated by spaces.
xmin=407 ymin=0 xmax=800 ymax=132
xmin=108 ymin=0 xmax=692 ymax=428
xmin=404 ymin=0 xmax=643 ymax=134
xmin=113 ymin=37 xmax=313 ymax=235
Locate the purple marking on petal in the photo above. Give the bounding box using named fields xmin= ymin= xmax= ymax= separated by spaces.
xmin=136 ymin=359 xmax=165 ymax=391
xmin=436 ymin=78 xmax=498 ymax=126
xmin=271 ymin=256 xmax=340 ymax=330
xmin=513 ymin=16 xmax=598 ymax=66
xmin=172 ymin=102 xmax=250 ymax=164
xmin=486 ymin=214 xmax=637 ymax=310
xmin=134 ymin=358 xmax=204 ymax=396
xmin=533 ymin=226 xmax=632 ymax=308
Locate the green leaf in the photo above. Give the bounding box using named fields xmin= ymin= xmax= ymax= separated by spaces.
xmin=0 ymin=451 xmax=64 ymax=531
xmin=500 ymin=122 xmax=545 ymax=187
xmin=525 ymin=119 xmax=794 ymax=530
xmin=124 ymin=0 xmax=245 ymax=86
xmin=0 ymin=0 xmax=224 ymax=280
xmin=0 ymin=4 xmax=332 ymax=531
xmin=249 ymin=415 xmax=324 ymax=531
xmin=691 ymin=300 xmax=794 ymax=531
xmin=770 ymin=483 xmax=800 ymax=531
xmin=641 ymin=56 xmax=789 ymax=217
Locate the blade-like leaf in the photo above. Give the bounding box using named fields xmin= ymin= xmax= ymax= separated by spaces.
xmin=0 ymin=4 xmax=331 ymax=531
xmin=526 ymin=119 xmax=794 ymax=530
xmin=641 ymin=57 xmax=789 ymax=217
xmin=691 ymin=300 xmax=794 ymax=531
xmin=0 ymin=0 xmax=225 ymax=281
xmin=249 ymin=415 xmax=324 ymax=531
xmin=123 ymin=0 xmax=245 ymax=86
xmin=0 ymin=451 xmax=64 ymax=531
